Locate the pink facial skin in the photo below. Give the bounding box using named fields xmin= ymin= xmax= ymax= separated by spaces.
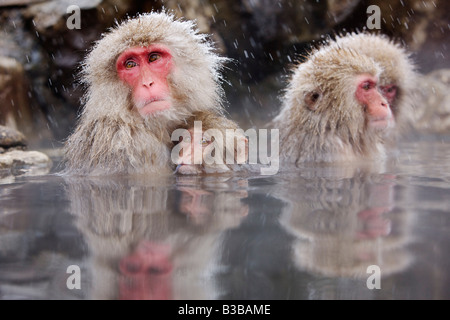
xmin=116 ymin=44 xmax=174 ymax=117
xmin=118 ymin=241 xmax=173 ymax=300
xmin=355 ymin=74 xmax=394 ymax=129
xmin=356 ymin=207 xmax=392 ymax=240
xmin=380 ymin=85 xmax=398 ymax=115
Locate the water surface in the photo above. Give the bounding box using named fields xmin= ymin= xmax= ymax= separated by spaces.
xmin=1 ymin=136 xmax=450 ymax=300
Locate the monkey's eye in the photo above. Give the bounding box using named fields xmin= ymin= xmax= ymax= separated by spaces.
xmin=149 ymin=53 xmax=162 ymax=63
xmin=125 ymin=60 xmax=137 ymax=69
xmin=362 ymin=82 xmax=373 ymax=91
xmin=386 ymin=86 xmax=396 ymax=93
xmin=201 ymin=137 xmax=211 ymax=146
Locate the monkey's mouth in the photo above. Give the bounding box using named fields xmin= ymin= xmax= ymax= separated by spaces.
xmin=136 ymin=98 xmax=170 ymax=116
xmin=138 ymin=98 xmax=166 ymax=107
xmin=369 ymin=117 xmax=395 ymax=130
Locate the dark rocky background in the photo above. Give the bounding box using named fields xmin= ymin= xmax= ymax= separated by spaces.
xmin=0 ymin=0 xmax=449 ymax=148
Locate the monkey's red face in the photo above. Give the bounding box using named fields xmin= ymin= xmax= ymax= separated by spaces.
xmin=116 ymin=44 xmax=173 ymax=117
xmin=380 ymin=85 xmax=398 ymax=105
xmin=380 ymin=85 xmax=398 ymax=116
xmin=355 ymin=74 xmax=393 ymax=130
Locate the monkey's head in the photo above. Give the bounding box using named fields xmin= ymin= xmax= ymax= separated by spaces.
xmin=81 ymin=11 xmax=226 ymax=126
xmin=333 ymin=32 xmax=416 ymax=118
xmin=283 ymin=47 xmax=393 ymax=143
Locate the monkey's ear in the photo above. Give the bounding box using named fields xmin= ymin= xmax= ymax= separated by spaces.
xmin=304 ymin=91 xmax=321 ymax=111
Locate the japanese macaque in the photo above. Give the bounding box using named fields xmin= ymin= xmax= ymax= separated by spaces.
xmin=272 ymin=46 xmax=394 ymax=165
xmin=331 ymin=32 xmax=417 ymax=131
xmin=62 ymin=12 xmax=243 ymax=176
xmin=172 ymin=112 xmax=248 ymax=175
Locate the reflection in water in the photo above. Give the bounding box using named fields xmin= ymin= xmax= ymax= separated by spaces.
xmin=0 ymin=176 xmax=86 ymax=300
xmin=1 ymin=139 xmax=450 ymax=299
xmin=277 ymin=173 xmax=414 ymax=279
xmin=216 ymin=192 xmax=297 ymax=299
xmin=215 ymin=171 xmax=415 ymax=299
xmin=64 ymin=175 xmax=248 ymax=300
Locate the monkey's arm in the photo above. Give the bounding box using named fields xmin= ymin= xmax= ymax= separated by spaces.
xmin=63 ymin=116 xmax=173 ymax=175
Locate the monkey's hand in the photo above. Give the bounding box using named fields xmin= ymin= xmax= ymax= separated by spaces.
xmin=174 ymin=130 xmax=248 ymax=175
xmin=173 ymin=112 xmax=248 ymax=175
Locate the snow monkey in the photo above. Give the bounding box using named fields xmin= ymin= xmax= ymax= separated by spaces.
xmin=272 ymin=46 xmax=394 ymax=165
xmin=332 ymin=32 xmax=417 ymax=130
xmin=172 ymin=112 xmax=249 ymax=175
xmin=62 ymin=12 xmax=244 ymax=176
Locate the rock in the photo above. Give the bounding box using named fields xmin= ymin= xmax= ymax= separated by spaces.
xmin=164 ymin=0 xmax=215 ymax=35
xmin=327 ymin=0 xmax=361 ymax=25
xmin=24 ymin=0 xmax=102 ymax=32
xmin=0 ymin=154 xmax=14 ymax=169
xmin=0 ymin=150 xmax=52 ymax=172
xmin=339 ymin=0 xmax=449 ymax=72
xmin=0 ymin=126 xmax=52 ymax=177
xmin=18 ymin=1 xmax=134 ymax=141
xmin=0 ymin=10 xmax=66 ymax=144
xmin=24 ymin=0 xmax=132 ymax=33
xmin=0 ymin=125 xmax=27 ymax=149
xmin=0 ymin=0 xmax=44 ymax=6
xmin=0 ymin=56 xmax=35 ymax=138
xmin=0 ymin=150 xmax=41 ymax=167
xmin=0 ymin=172 xmax=15 ymax=184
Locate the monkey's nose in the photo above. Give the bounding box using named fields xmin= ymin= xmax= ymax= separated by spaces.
xmin=140 ymin=71 xmax=154 ymax=87
xmin=142 ymin=80 xmax=154 ymax=87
